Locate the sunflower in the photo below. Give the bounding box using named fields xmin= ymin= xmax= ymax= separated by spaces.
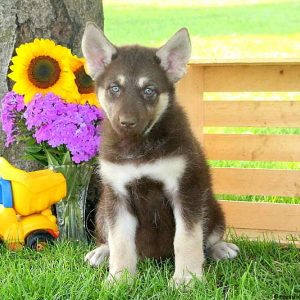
xmin=8 ymin=39 xmax=79 ymax=103
xmin=70 ymin=56 xmax=99 ymax=107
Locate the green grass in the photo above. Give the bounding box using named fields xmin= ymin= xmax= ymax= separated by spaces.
xmin=104 ymin=1 xmax=300 ymax=46
xmin=1 ymin=240 xmax=299 ymax=299
xmin=204 ymin=127 xmax=300 ymax=135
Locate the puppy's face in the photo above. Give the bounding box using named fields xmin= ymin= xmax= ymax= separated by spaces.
xmin=82 ymin=23 xmax=191 ymax=137
xmin=95 ymin=47 xmax=171 ymax=137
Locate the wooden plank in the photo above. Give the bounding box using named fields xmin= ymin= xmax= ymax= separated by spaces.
xmin=211 ymin=168 xmax=300 ymax=197
xmin=219 ymin=201 xmax=300 ymax=232
xmin=204 ymin=134 xmax=300 ymax=162
xmin=176 ymin=66 xmax=204 ymax=143
xmin=204 ymin=101 xmax=300 ymax=127
xmin=220 ymin=201 xmax=300 ymax=247
xmin=203 ymin=65 xmax=300 ymax=92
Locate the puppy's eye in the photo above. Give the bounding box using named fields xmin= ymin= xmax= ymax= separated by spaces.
xmin=109 ymin=84 xmax=120 ymax=94
xmin=144 ymin=87 xmax=156 ymax=97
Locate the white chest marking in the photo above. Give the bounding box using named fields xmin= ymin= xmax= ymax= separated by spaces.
xmin=100 ymin=156 xmax=187 ymax=196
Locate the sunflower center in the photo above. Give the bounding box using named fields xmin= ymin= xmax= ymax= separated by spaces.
xmin=28 ymin=56 xmax=60 ymax=89
xmin=74 ymin=66 xmax=94 ymax=94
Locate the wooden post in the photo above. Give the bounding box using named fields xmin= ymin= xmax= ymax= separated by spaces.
xmin=176 ymin=65 xmax=204 ymax=144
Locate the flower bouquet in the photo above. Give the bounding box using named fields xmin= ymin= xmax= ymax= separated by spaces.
xmin=0 ymin=39 xmax=104 ymax=242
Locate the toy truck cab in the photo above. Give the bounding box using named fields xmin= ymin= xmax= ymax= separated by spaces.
xmin=0 ymin=158 xmax=66 ymax=250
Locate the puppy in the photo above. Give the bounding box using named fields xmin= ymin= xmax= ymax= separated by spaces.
xmin=82 ymin=23 xmax=239 ymax=285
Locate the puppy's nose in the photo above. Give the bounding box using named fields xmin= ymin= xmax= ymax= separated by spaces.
xmin=119 ymin=116 xmax=137 ymax=128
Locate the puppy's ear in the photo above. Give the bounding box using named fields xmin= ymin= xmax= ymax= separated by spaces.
xmin=156 ymin=28 xmax=191 ymax=83
xmin=81 ymin=22 xmax=117 ymax=80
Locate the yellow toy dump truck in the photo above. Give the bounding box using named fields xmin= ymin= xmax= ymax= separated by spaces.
xmin=0 ymin=157 xmax=66 ymax=250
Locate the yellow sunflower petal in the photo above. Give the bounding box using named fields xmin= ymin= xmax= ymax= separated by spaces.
xmin=85 ymin=93 xmax=99 ymax=107
xmin=11 ymin=56 xmax=27 ymax=66
xmin=70 ymin=55 xmax=86 ymax=72
xmin=15 ymin=44 xmax=30 ymax=58
xmin=8 ymin=72 xmax=18 ymax=81
xmin=24 ymin=92 xmax=35 ymax=104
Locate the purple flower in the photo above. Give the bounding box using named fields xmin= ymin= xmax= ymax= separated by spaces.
xmin=24 ymin=93 xmax=104 ymax=163
xmin=0 ymin=91 xmax=25 ymax=146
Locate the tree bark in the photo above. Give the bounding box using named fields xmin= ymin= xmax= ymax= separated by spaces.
xmin=0 ymin=0 xmax=104 ymax=237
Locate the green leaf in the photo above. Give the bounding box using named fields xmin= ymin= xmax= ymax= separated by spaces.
xmin=25 ymin=144 xmax=42 ymax=153
xmin=45 ymin=149 xmax=60 ymax=166
xmin=62 ymin=151 xmax=72 ymax=165
xmin=46 ymin=148 xmax=64 ymax=155
xmin=26 ymin=137 xmax=37 ymax=146
xmin=23 ymin=153 xmax=48 ymax=166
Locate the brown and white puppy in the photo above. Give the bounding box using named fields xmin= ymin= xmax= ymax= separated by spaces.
xmin=82 ymin=23 xmax=239 ymax=285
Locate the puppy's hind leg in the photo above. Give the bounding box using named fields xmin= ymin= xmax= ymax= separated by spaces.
xmin=85 ymin=244 xmax=109 ymax=267
xmin=85 ymin=192 xmax=109 ymax=267
xmin=206 ymin=230 xmax=239 ymax=261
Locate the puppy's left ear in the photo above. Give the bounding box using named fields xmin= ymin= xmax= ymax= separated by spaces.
xmin=156 ymin=28 xmax=191 ymax=83
xmin=81 ymin=22 xmax=117 ymax=80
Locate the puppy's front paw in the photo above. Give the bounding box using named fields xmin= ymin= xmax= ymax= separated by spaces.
xmin=84 ymin=244 xmax=109 ymax=267
xmin=104 ymin=270 xmax=135 ymax=285
xmin=104 ymin=273 xmax=121 ymax=285
xmin=170 ymin=271 xmax=203 ymax=287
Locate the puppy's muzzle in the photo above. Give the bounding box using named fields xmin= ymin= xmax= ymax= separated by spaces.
xmin=119 ymin=116 xmax=137 ymax=129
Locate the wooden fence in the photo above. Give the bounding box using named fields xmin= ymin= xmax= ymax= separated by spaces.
xmin=176 ymin=59 xmax=300 ymax=247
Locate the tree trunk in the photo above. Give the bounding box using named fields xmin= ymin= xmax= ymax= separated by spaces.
xmin=0 ymin=0 xmax=104 ymax=237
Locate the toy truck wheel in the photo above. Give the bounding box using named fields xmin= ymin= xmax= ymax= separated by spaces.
xmin=26 ymin=231 xmax=55 ymax=251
